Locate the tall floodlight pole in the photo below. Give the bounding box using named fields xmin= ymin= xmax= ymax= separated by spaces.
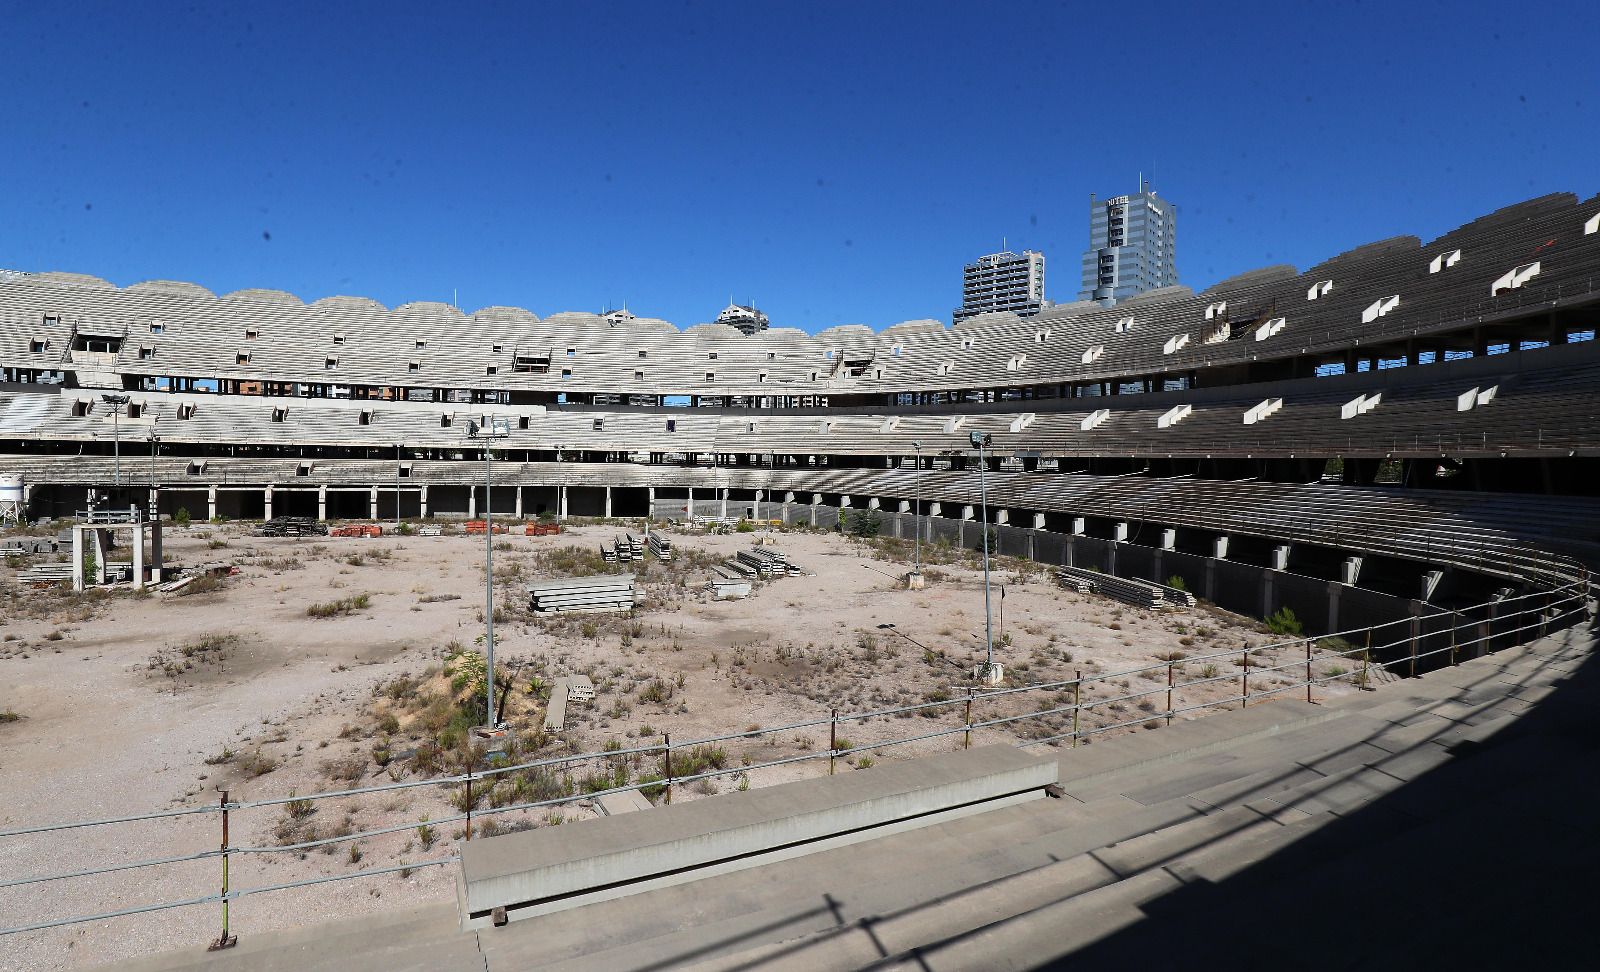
xmin=970 ymin=431 xmax=995 ymax=680
xmin=470 ymin=417 xmax=511 ymax=726
xmin=912 ymin=442 xmax=923 ymax=576
xmin=102 ymin=394 xmax=130 ymax=490
xmin=394 ymin=443 xmax=402 ymax=535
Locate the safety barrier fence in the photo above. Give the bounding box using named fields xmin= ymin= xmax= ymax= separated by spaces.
xmin=0 ymin=579 xmax=1591 ymax=946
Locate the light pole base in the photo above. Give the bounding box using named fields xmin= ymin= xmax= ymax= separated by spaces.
xmin=904 ymin=571 xmax=925 ymax=590
xmin=972 ymin=662 xmax=1005 ymax=685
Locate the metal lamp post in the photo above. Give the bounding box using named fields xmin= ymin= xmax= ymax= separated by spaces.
xmin=911 ymin=442 xmax=923 ymax=577
xmin=970 ymin=431 xmax=997 ymax=683
xmin=101 ymin=393 xmax=130 ymax=491
xmin=469 ymin=417 xmax=510 ymax=726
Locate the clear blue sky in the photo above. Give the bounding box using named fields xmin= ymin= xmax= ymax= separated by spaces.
xmin=2 ymin=1 xmax=1595 ymax=333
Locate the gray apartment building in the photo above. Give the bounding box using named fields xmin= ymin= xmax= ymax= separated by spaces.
xmin=953 ymin=249 xmax=1047 ymax=323
xmin=1078 ymin=186 xmax=1178 ymax=304
xmin=715 ymin=302 xmax=770 ymax=336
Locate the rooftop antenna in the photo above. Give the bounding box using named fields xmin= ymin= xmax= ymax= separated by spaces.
xmin=452 ymin=287 xmax=458 ymax=309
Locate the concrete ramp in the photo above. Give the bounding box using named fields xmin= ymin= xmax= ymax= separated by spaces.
xmin=456 ymin=745 xmax=1057 ymax=928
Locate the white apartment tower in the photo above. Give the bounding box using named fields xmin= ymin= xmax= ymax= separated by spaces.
xmin=953 ymin=250 xmax=1047 ymax=323
xmin=1079 ymin=185 xmax=1178 ymax=304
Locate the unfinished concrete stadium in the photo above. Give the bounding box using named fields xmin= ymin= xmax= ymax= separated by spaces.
xmin=2 ymin=192 xmax=1599 ymax=970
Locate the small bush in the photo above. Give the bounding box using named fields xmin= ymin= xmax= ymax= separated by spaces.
xmin=306 ymin=594 xmax=371 ymax=618
xmin=1266 ymin=606 xmax=1304 ymax=637
xmin=1166 ymin=575 xmax=1187 ymax=592
xmin=174 ymin=507 xmax=191 ymax=527
xmin=417 ymin=816 xmax=435 ymax=849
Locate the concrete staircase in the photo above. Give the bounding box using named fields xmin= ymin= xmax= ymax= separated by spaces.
xmin=116 ymin=622 xmax=1598 ymax=971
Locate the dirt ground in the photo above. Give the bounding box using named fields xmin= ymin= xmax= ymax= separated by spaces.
xmin=0 ymin=518 xmax=1370 ymax=970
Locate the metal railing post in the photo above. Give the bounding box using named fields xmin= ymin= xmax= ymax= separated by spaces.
xmin=1408 ymin=620 xmax=1419 ymax=679
xmin=1165 ymin=663 xmax=1174 ymax=726
xmin=663 ymin=733 xmax=674 ymax=804
xmin=1361 ymin=629 xmax=1372 ymax=689
xmin=1540 ymin=593 xmax=1550 ymax=641
xmin=207 ymin=790 xmax=236 ymax=951
xmin=1240 ymin=648 xmax=1249 ymax=707
xmin=1450 ymin=610 xmax=1460 ymax=666
xmin=1071 ymin=671 xmax=1082 ymax=748
xmin=963 ymin=688 xmax=974 ymax=750
xmin=1305 ymin=639 xmax=1313 ymax=703
xmin=464 ymin=755 xmax=473 ymax=840
xmin=828 ymin=711 xmax=837 ymax=775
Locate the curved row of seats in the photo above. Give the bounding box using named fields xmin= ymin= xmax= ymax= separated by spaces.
xmin=2 ymin=195 xmax=1597 ymax=399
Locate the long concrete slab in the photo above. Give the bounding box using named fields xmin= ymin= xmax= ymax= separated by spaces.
xmin=456 ymin=744 xmax=1057 ymax=927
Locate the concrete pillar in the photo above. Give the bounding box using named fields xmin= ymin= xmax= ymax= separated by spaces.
xmin=1327 ymin=581 xmax=1343 ymax=635
xmin=318 ymin=486 xmax=328 ymax=522
xmin=468 ymin=486 xmax=477 ymax=519
xmin=839 ymin=494 xmax=852 ymax=509
xmin=1026 ymin=530 xmax=1036 ymax=561
xmin=961 ymin=505 xmax=975 ymax=521
xmin=1032 ymin=512 xmax=1046 ymax=530
xmin=207 ymin=485 xmax=218 ymax=522
xmin=1160 ymin=528 xmax=1176 ymax=551
xmin=560 ymin=485 xmax=569 ymax=521
xmin=1341 ymin=556 xmax=1362 ymax=586
xmin=71 ymin=526 xmax=84 ymax=592
xmin=1260 ymin=568 xmax=1275 ymax=619
xmin=1064 ymin=534 xmax=1075 ymax=567
xmin=687 ymin=486 xmax=695 ymax=519
xmin=719 ymin=488 xmax=728 ymax=520
xmin=1071 ymin=517 xmax=1085 ymax=536
xmin=1112 ymin=521 xmax=1127 ymax=542
xmin=1213 ymin=535 xmax=1230 ymax=560
xmin=995 ymin=509 xmax=1009 ymax=525
xmin=1151 ymin=547 xmax=1163 ymax=585
xmin=929 ymin=502 xmax=941 ymax=518
xmin=1105 ymin=541 xmax=1118 ymax=575
xmin=647 ymin=486 xmax=656 ymax=519
xmin=1272 ymin=545 xmax=1290 ymax=571
xmin=420 ymin=485 xmax=430 ymax=519
xmin=515 ymin=486 xmax=524 ymax=519
xmin=867 ymin=497 xmax=880 ymax=510
xmin=604 ymin=486 xmax=612 ymax=519
xmin=132 ymin=523 xmax=145 ymax=590
xmin=897 ymin=500 xmax=910 ymax=513
xmin=369 ymin=487 xmax=379 ymax=521
xmin=1204 ymin=557 xmax=1218 ymax=602
xmin=263 ymin=485 xmax=274 ymax=521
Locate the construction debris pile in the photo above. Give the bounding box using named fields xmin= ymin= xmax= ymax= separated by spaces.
xmin=527 ymin=574 xmax=637 ymax=615
xmin=1056 ymin=565 xmax=1197 ymax=609
xmin=707 ymin=546 xmax=807 ymax=600
xmin=254 ymin=516 xmax=329 ymax=538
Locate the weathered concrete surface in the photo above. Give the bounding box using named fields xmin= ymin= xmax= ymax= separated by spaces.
xmin=457 ymin=744 xmax=1057 ymax=925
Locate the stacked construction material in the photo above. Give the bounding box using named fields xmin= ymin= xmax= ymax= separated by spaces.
xmin=18 ymin=563 xmax=73 ymax=585
xmin=709 ymin=564 xmax=752 ymax=599
xmin=330 ymin=524 xmax=382 ymax=538
xmin=542 ymin=674 xmax=597 ymax=733
xmin=418 ymin=525 xmax=443 ymax=537
xmin=254 ymin=516 xmax=328 ymax=537
xmin=1056 ymin=571 xmax=1096 ymax=595
xmin=646 ymin=532 xmax=673 ymax=561
xmin=1057 ymin=565 xmax=1173 ymax=609
xmin=1 ymin=537 xmax=60 ymax=556
xmin=527 ymin=574 xmax=636 ymax=614
xmin=619 ymin=533 xmax=645 ymax=559
xmin=464 ymin=520 xmax=510 ymax=535
xmin=525 ymin=523 xmax=561 ymax=537
xmin=734 ymin=546 xmax=806 ymax=578
xmin=600 ymin=543 xmax=618 ymax=564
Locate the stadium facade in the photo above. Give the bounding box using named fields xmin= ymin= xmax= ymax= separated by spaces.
xmin=2 ymin=192 xmax=1599 ymax=632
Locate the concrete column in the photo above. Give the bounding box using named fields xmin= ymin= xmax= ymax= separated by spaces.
xmin=468 ymin=486 xmax=477 ymax=519
xmin=1152 ymin=547 xmax=1163 ymax=584
xmin=867 ymin=497 xmax=880 ymax=510
xmin=1160 ymin=528 xmax=1176 ymax=551
xmin=71 ymin=526 xmax=84 ymax=592
xmin=1341 ymin=556 xmax=1362 ymax=586
xmin=687 ymin=486 xmax=695 ymax=518
xmin=263 ymin=485 xmax=274 ymax=520
xmin=995 ymin=509 xmax=1009 ymax=525
xmin=1105 ymin=541 xmax=1118 ymax=575
xmin=1205 ymin=558 xmax=1218 ymax=602
xmin=719 ymin=488 xmax=728 ymax=520
xmin=897 ymin=500 xmax=910 ymax=513
xmin=515 ymin=486 xmax=524 ymax=519
xmin=1071 ymin=517 xmax=1085 ymax=536
xmin=647 ymin=486 xmax=656 ymax=519
xmin=132 ymin=523 xmax=145 ymax=590
xmin=1260 ymin=568 xmax=1275 ymax=619
xmin=560 ymin=485 xmax=569 ymax=521
xmin=1026 ymin=530 xmax=1036 ymax=560
xmin=369 ymin=487 xmax=379 ymax=521
xmin=1327 ymin=581 xmax=1343 ymax=635
xmin=318 ymin=486 xmax=328 ymax=522
xmin=1213 ymin=535 xmax=1230 ymax=560
xmin=420 ymin=485 xmax=430 ymax=518
xmin=928 ymin=502 xmax=941 ymax=518
xmin=1272 ymin=545 xmax=1290 ymax=571
xmin=1112 ymin=521 xmax=1127 ymax=542
xmin=1064 ymin=534 xmax=1075 ymax=567
xmin=839 ymin=494 xmax=852 ymax=509
xmin=1032 ymin=513 xmax=1046 ymax=529
xmin=604 ymin=486 xmax=612 ymax=520
xmin=91 ymin=529 xmax=107 ymax=585
xmin=207 ymin=485 xmax=218 ymax=522
xmin=962 ymin=505 xmax=975 ymax=521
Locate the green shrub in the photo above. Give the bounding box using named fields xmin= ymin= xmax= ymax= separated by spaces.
xmin=735 ymin=519 xmax=755 ymax=533
xmin=1166 ymin=575 xmax=1187 ymax=592
xmin=174 ymin=507 xmax=191 ymax=527
xmin=1266 ymin=606 xmax=1304 ymax=637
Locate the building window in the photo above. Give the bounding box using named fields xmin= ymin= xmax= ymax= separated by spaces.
xmin=333 ymin=334 xmax=345 ymax=345
xmin=593 ymin=418 xmax=604 ymax=431
xmin=634 ymin=370 xmax=644 ymax=380
xmin=139 ymin=346 xmax=154 ymax=360
xmin=705 ymin=372 xmax=715 ymax=382
xmin=325 ymin=357 xmax=339 ymax=370
xmin=561 ymin=368 xmax=571 ymax=379
xmin=485 ymin=365 xmax=498 ymax=375
xmin=408 ymin=360 xmax=420 ymax=372
xmin=666 ymin=419 xmax=677 ymax=432
xmin=415 ymin=339 xmax=427 ymax=349
xmin=244 ymin=328 xmax=259 ymax=340
xmin=271 ymin=407 xmax=287 ymax=422
xmin=149 ymin=322 xmax=165 ymax=334
xmin=638 ymin=349 xmax=648 ymax=358
xmin=29 ymin=339 xmax=47 ymax=353
xmin=236 ymin=351 xmax=251 ymax=365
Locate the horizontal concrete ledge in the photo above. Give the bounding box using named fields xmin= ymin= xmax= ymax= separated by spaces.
xmin=457 ymin=745 xmax=1057 ymax=928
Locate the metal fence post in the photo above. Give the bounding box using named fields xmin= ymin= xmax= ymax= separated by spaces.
xmin=1408 ymin=619 xmax=1419 ymax=679
xmin=1165 ymin=663 xmax=1174 ymax=726
xmin=464 ymin=751 xmax=474 ymax=840
xmin=1305 ymin=639 xmax=1313 ymax=703
xmin=1541 ymin=593 xmax=1550 ymax=641
xmin=1071 ymin=671 xmax=1082 ymax=748
xmin=1450 ymin=610 xmax=1459 ymax=665
xmin=963 ymin=688 xmax=973 ymax=750
xmin=1361 ymin=629 xmax=1372 ymax=689
xmin=663 ymin=733 xmax=674 ymax=804
xmin=207 ymin=790 xmax=236 ymax=951
xmin=828 ymin=710 xmax=837 ymax=775
xmin=1240 ymin=648 xmax=1249 ymax=707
